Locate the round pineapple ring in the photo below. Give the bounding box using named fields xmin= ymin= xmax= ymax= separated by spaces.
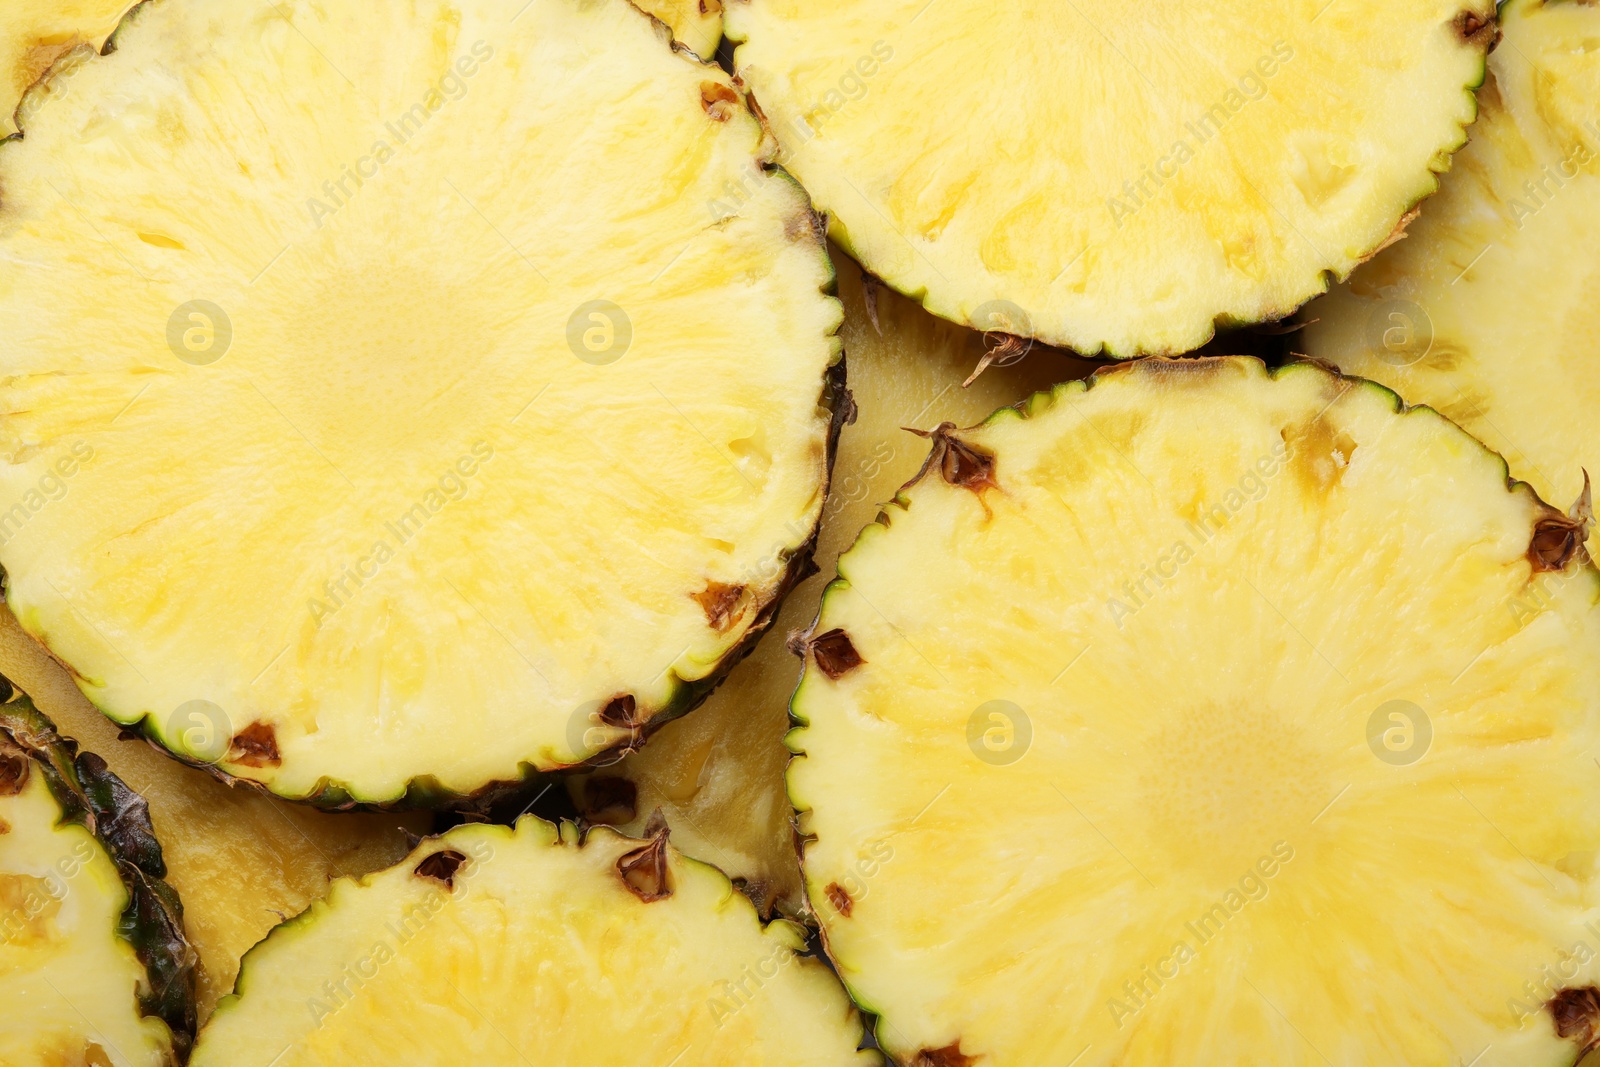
xmin=727 ymin=0 xmax=1496 ymax=358
xmin=792 ymin=357 xmax=1600 ymax=1066
xmin=190 ymin=819 xmax=877 ymax=1067
xmin=0 ymin=0 xmax=843 ymax=804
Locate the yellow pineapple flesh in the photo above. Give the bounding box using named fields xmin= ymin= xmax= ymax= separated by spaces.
xmin=793 ymin=357 xmax=1600 ymax=1065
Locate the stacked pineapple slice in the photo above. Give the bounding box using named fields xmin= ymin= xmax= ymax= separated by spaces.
xmin=4 ymin=0 xmax=1600 ymax=1063
xmin=791 ymin=356 xmax=1600 ymax=1065
xmin=727 ymin=0 xmax=1495 ymax=355
xmin=191 ymin=819 xmax=876 ymax=1066
xmin=0 ymin=0 xmax=841 ymax=806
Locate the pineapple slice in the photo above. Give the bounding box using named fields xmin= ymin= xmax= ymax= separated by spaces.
xmin=0 ymin=605 xmax=427 ymax=1021
xmin=792 ymin=357 xmax=1600 ymax=1065
xmin=726 ymin=0 xmax=1496 ymax=357
xmin=570 ymin=252 xmax=1091 ymax=914
xmin=1301 ymin=0 xmax=1600 ymax=533
xmin=640 ymin=0 xmax=722 ymax=60
xmin=0 ymin=0 xmax=842 ymax=805
xmin=191 ymin=819 xmax=879 ymax=1066
xmin=1 ymin=684 xmax=194 ymax=1065
xmin=0 ymin=0 xmax=132 ymax=137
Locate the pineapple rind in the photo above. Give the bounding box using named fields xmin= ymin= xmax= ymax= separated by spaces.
xmin=0 ymin=684 xmax=194 ymax=1065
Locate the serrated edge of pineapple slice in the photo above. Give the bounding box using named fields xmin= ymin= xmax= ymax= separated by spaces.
xmin=0 ymin=18 xmax=852 ymax=811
